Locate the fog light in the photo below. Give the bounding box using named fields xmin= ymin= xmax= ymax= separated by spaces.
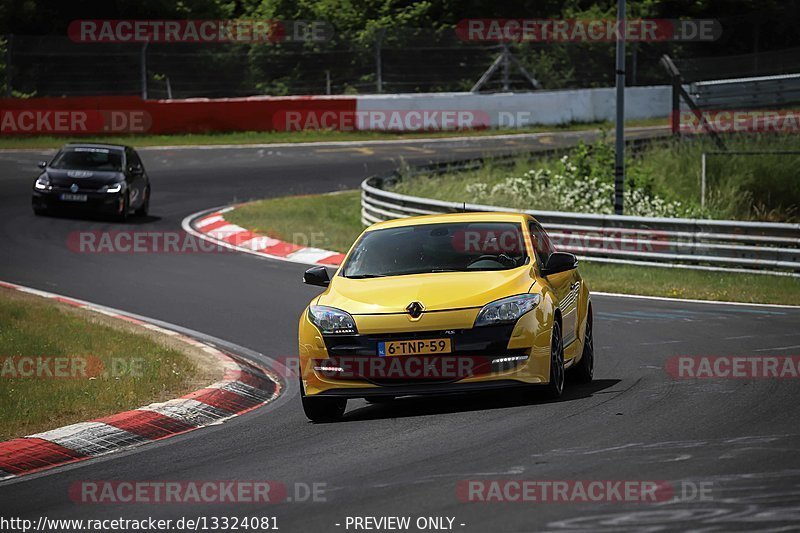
xmin=314 ymin=365 xmax=344 ymax=372
xmin=492 ymin=355 xmax=529 ymax=364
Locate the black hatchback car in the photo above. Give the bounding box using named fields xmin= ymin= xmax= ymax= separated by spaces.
xmin=32 ymin=143 xmax=150 ymax=220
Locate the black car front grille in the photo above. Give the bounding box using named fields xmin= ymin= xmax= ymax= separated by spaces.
xmin=323 ymin=325 xmax=516 ymax=357
xmin=50 ymin=185 xmax=104 ymax=193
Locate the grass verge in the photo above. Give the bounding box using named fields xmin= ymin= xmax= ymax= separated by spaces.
xmin=0 ymin=287 xmax=222 ymax=440
xmin=224 ymin=190 xmax=800 ymax=306
xmin=578 ymin=262 xmax=799 ymax=304
xmin=0 ymin=118 xmax=666 ymax=150
xmin=226 ymin=190 xmax=364 ymax=253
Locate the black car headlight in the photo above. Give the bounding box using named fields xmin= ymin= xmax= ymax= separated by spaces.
xmin=474 ymin=294 xmax=541 ymax=327
xmin=99 ymin=182 xmax=124 ymax=193
xmin=309 ymin=305 xmax=357 ymax=335
xmin=34 ymin=174 xmax=51 ymax=191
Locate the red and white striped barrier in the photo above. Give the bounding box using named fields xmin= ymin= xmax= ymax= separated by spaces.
xmin=191 ymin=206 xmax=345 ymax=267
xmin=0 ymin=281 xmax=281 ymax=480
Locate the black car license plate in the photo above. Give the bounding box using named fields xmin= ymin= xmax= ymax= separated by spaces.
xmin=60 ymin=193 xmax=88 ymax=202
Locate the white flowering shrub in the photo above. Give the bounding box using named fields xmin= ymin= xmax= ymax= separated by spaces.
xmin=465 ymin=182 xmax=488 ymax=198
xmin=463 ymin=140 xmax=688 ymax=218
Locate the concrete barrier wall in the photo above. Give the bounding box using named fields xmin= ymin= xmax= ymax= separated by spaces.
xmin=0 ymin=86 xmax=669 ymax=135
xmin=355 ymin=86 xmax=671 ymax=129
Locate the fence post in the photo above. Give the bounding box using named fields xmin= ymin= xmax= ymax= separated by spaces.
xmin=5 ymin=34 xmax=12 ymax=97
xmin=613 ymin=0 xmax=626 ymax=216
xmin=501 ymin=45 xmax=510 ymax=91
xmin=140 ymin=42 xmax=148 ymax=100
xmin=700 ymin=152 xmax=707 ymax=209
xmin=671 ymin=75 xmax=681 ymax=135
xmin=660 ymin=55 xmax=681 ymax=135
xmin=375 ymin=29 xmax=384 ymax=93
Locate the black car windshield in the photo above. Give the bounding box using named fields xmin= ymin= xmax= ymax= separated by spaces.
xmin=50 ymin=147 xmax=123 ymax=171
xmin=342 ymin=221 xmax=529 ymax=278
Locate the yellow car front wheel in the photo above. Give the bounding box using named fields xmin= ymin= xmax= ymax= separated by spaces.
xmin=301 ymin=379 xmax=347 ymax=422
xmin=571 ymin=309 xmax=594 ymax=384
xmin=542 ymin=321 xmax=565 ymax=399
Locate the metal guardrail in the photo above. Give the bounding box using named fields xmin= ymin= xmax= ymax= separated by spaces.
xmin=687 ymin=73 xmax=800 ymax=110
xmin=360 ymin=160 xmax=800 ymax=277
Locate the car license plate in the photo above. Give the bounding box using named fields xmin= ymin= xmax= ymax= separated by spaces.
xmin=60 ymin=193 xmax=88 ymax=202
xmin=378 ymin=338 xmax=452 ymax=356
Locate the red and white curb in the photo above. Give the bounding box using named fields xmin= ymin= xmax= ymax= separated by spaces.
xmin=184 ymin=206 xmax=345 ymax=267
xmin=0 ymin=280 xmax=281 ymax=481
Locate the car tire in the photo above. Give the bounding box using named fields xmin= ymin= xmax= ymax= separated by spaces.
xmin=33 ymin=207 xmax=46 ymax=216
xmin=301 ymin=396 xmax=346 ymax=422
xmin=135 ymin=187 xmax=150 ymax=217
xmin=365 ymin=396 xmax=395 ymax=404
xmin=116 ymin=193 xmax=130 ymax=222
xmin=543 ymin=320 xmax=565 ymax=399
xmin=571 ymin=312 xmax=594 ymax=384
xmin=299 ymin=378 xmax=346 ymax=422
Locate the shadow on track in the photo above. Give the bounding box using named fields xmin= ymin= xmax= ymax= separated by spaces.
xmin=336 ymin=378 xmax=620 ymax=423
xmin=33 ymin=210 xmax=161 ymax=225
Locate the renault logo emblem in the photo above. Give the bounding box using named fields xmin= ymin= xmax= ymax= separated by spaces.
xmin=70 ymin=183 xmax=79 ymax=193
xmin=406 ymin=301 xmax=424 ymax=319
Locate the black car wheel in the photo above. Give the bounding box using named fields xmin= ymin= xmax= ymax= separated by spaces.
xmin=135 ymin=186 xmax=150 ymax=217
xmin=302 ymin=396 xmax=346 ymax=422
xmin=571 ymin=312 xmax=594 ymax=384
xmin=300 ymin=378 xmax=346 ymax=422
xmin=543 ymin=321 xmax=565 ymax=399
xmin=116 ymin=192 xmax=130 ymax=222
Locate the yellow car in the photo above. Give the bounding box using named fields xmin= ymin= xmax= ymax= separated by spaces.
xmin=298 ymin=212 xmax=593 ymax=422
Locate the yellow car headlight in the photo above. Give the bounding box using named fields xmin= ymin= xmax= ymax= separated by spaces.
xmin=474 ymin=294 xmax=540 ymax=327
xmin=309 ymin=305 xmax=357 ymax=335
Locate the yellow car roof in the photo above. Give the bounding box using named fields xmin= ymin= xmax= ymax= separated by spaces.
xmin=366 ymin=211 xmax=534 ymax=232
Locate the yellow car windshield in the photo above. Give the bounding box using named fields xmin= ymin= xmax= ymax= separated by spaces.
xmin=342 ymin=222 xmax=529 ymax=278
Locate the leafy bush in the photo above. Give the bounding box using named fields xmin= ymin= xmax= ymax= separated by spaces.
xmin=463 ymin=139 xmax=689 ymax=218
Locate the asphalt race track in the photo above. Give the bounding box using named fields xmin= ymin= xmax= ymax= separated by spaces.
xmin=1 ymin=128 xmax=799 ymax=532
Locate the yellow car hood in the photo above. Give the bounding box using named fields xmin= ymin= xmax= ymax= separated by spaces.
xmin=318 ymin=267 xmax=534 ymax=315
